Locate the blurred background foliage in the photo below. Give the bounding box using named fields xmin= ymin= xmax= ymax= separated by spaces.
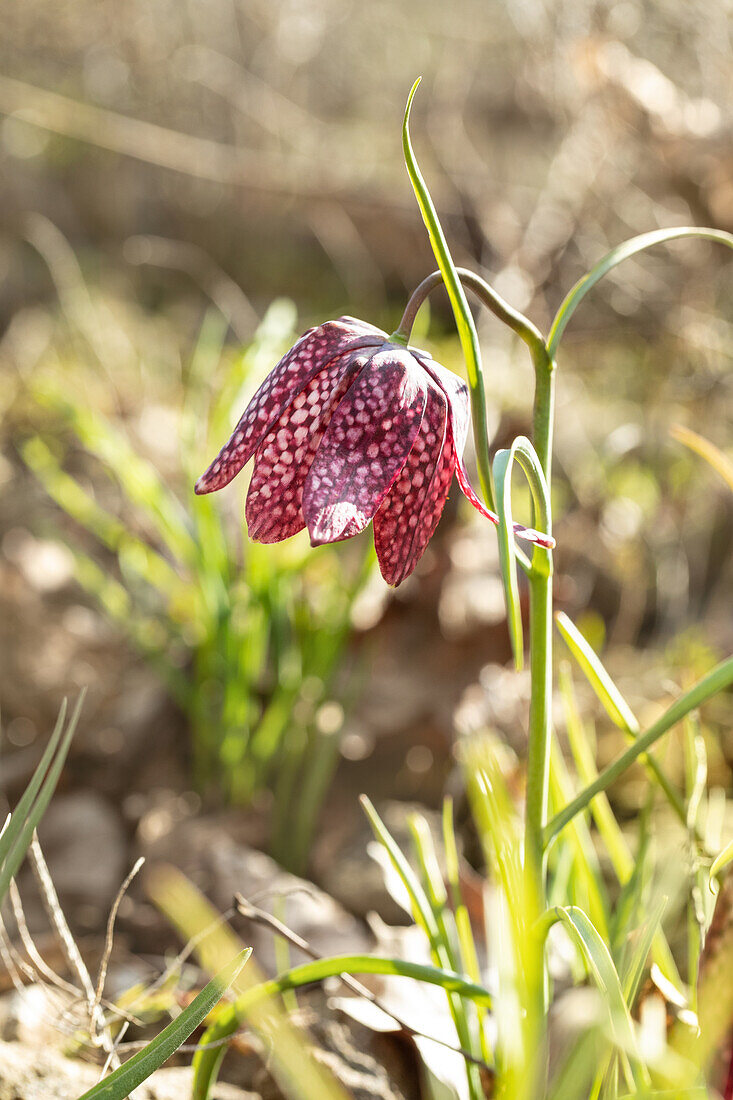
xmin=1 ymin=0 xmax=732 ymax=862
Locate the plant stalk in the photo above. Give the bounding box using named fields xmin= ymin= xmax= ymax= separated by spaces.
xmin=524 ymin=340 xmax=555 ymax=902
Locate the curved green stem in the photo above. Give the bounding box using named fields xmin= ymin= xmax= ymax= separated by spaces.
xmin=493 ymin=436 xmax=552 ymax=668
xmin=393 ymin=267 xmax=546 ymax=362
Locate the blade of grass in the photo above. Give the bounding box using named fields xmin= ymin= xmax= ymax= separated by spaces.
xmin=547 ymin=226 xmax=733 ymax=359
xmin=150 ymin=865 xmax=350 ymax=1100
xmin=544 ymin=655 xmax=733 ymax=846
xmin=443 ymin=798 xmax=492 ymax=1066
xmin=77 ymin=949 xmax=251 ymax=1099
xmin=621 ymin=895 xmax=667 ymax=1007
xmin=535 ymin=906 xmax=649 ymax=1089
xmin=0 ymin=692 xmax=84 ymax=905
xmin=555 ymin=612 xmax=690 ymax=831
xmin=409 ymin=813 xmax=484 ymax=1100
xmin=548 ymin=735 xmax=610 ymax=940
xmin=400 ymin=78 xmax=494 ymax=509
xmin=559 ymin=665 xmax=682 ymax=989
xmin=671 ymin=424 xmax=733 ymax=494
xmin=0 ymin=699 xmax=68 ymax=870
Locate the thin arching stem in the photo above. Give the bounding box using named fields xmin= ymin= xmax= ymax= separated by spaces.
xmin=393 ymin=267 xmax=547 ymax=365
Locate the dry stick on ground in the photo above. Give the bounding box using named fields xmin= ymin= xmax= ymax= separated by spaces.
xmin=233 ymin=893 xmax=495 ymax=1076
xmin=99 ymin=1020 xmax=130 ymax=1083
xmin=90 ymin=856 xmax=145 ymax=1046
xmin=0 ymin=914 xmax=25 ymax=994
xmin=8 ymin=879 xmax=79 ymax=997
xmin=0 ymin=911 xmax=38 ymax=993
xmin=28 ymin=832 xmax=119 ymax=1063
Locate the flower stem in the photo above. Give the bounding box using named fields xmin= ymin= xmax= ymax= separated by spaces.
xmin=524 ymin=338 xmax=555 ymax=897
xmin=393 ymin=267 xmax=546 ymax=361
xmin=397 ymin=266 xmax=557 ymax=912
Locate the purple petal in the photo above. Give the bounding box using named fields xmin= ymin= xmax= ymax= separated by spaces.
xmin=245 ymin=349 xmax=370 ymax=543
xmin=417 ymin=356 xmax=470 ymax=454
xmin=373 ymin=379 xmax=453 ymax=585
xmin=303 ymin=347 xmax=428 ymax=544
xmin=195 ymin=318 xmax=385 ymax=494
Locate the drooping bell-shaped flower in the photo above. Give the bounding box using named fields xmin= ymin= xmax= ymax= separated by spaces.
xmin=195 ymin=318 xmax=553 ymax=585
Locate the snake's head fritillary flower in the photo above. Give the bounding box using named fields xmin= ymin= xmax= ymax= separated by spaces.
xmin=195 ymin=318 xmax=553 ymax=586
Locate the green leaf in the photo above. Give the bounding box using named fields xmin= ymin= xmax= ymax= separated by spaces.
xmin=360 ymin=795 xmax=442 ymax=949
xmin=0 ymin=700 xmax=67 ymax=871
xmin=0 ymin=693 xmax=83 ymax=905
xmin=545 ymin=655 xmax=733 ymax=846
xmin=555 ymin=613 xmax=638 ymax=733
xmin=537 ymin=906 xmax=649 ymax=1088
xmin=401 ymin=77 xmax=494 ymax=510
xmin=710 ymin=836 xmax=733 ymax=879
xmin=671 ymin=424 xmax=733 ymax=494
xmin=194 ymin=952 xmax=492 ymax=1100
xmin=555 ymin=614 xmax=693 ymax=835
xmin=547 ymin=226 xmax=733 ymax=358
xmin=212 ymin=954 xmax=492 ymax=1022
xmin=77 ymin=949 xmax=251 ymax=1099
xmin=548 ymin=735 xmax=610 ymax=941
xmin=621 ymin=895 xmax=667 ymax=1007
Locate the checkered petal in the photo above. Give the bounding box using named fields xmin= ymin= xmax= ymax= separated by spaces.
xmin=195 ymin=318 xmax=384 ymax=494
xmin=245 ymin=348 xmax=373 ymax=543
xmin=373 ymin=378 xmax=454 ymax=585
xmin=418 ymin=356 xmax=470 ymax=454
xmin=303 ymin=347 xmax=428 ymax=545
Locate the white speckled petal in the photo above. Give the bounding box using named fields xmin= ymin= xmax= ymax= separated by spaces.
xmin=417 ymin=356 xmax=471 ymax=454
xmin=245 ymin=349 xmax=372 ymax=543
xmin=195 ymin=318 xmax=385 ymax=494
xmin=373 ymin=378 xmax=453 ymax=585
xmin=303 ymin=348 xmax=428 ymax=545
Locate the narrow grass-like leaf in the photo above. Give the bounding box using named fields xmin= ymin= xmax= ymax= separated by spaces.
xmin=401 ymin=77 xmax=494 ymax=509
xmin=548 ymin=735 xmax=610 ymax=940
xmin=77 ymin=949 xmax=251 ymax=1099
xmin=547 ymin=226 xmax=733 ymax=358
xmin=443 ymin=798 xmax=492 ymax=1066
xmin=671 ymin=424 xmax=733 ymax=494
xmin=210 ymin=954 xmax=492 ymax=1022
xmin=621 ymin=895 xmax=667 ymax=1007
xmin=195 ymin=954 xmax=492 ymax=1100
xmin=0 ymin=699 xmax=67 ymax=871
xmin=360 ymin=795 xmax=441 ymax=946
xmin=537 ymin=906 xmax=649 ymax=1087
xmin=710 ymin=837 xmax=733 ymax=879
xmin=545 ymin=655 xmax=733 ymax=846
xmin=150 ymin=866 xmax=348 ymax=1100
xmin=409 ymin=812 xmax=484 ymax=1100
xmin=555 ymin=613 xmax=638 ymax=733
xmin=559 ymin=664 xmax=632 ymax=881
xmin=556 ymin=627 xmax=692 ymax=847
xmin=0 ymin=692 xmax=83 ymax=904
xmin=560 ymin=666 xmax=682 ymax=989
